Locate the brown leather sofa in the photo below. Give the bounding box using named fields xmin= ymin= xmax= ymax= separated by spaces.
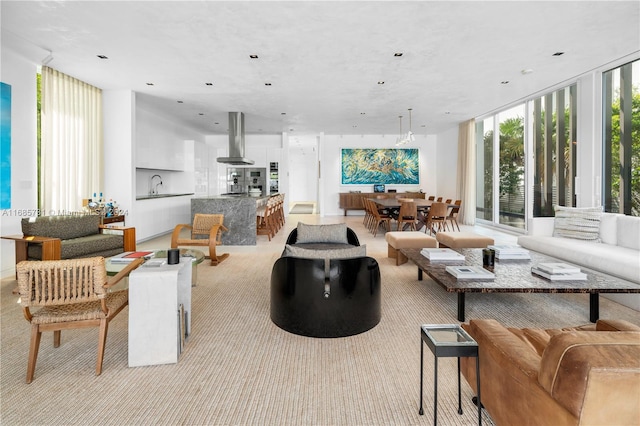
xmin=460 ymin=318 xmax=640 ymax=425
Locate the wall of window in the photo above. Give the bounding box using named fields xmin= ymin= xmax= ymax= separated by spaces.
xmin=603 ymin=59 xmax=639 ymax=216
xmin=531 ymin=85 xmax=578 ymax=217
xmin=476 ymin=84 xmax=577 ymax=230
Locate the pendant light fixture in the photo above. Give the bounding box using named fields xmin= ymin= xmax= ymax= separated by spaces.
xmin=406 ymin=108 xmax=415 ymax=143
xmin=395 ymin=115 xmax=404 ymax=146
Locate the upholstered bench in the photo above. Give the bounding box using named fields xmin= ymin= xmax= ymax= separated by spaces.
xmin=436 ymin=231 xmax=494 ymax=248
xmin=385 ymin=231 xmax=437 ymax=265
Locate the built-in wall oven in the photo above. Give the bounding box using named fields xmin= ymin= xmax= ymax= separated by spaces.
xmin=226 ymin=167 xmax=266 ymax=195
xmin=245 ymin=168 xmax=266 ymax=194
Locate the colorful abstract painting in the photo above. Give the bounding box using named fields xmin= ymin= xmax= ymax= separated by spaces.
xmin=341 ymin=148 xmax=419 ymax=185
xmin=0 ymin=82 xmax=10 ymax=209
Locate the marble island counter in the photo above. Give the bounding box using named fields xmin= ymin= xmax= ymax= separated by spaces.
xmin=191 ymin=195 xmax=270 ymax=245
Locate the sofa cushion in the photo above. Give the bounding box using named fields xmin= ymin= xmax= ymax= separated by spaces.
xmin=617 ymin=215 xmax=640 ymax=250
xmin=599 ymin=213 xmax=624 ymax=245
xmin=552 ymin=206 xmax=602 ymax=242
xmin=295 ymin=222 xmax=348 ymax=245
xmin=517 ymin=235 xmax=640 ymax=284
xmin=283 ymin=244 xmax=366 ymax=260
xmin=22 ymin=215 xmax=100 ymax=240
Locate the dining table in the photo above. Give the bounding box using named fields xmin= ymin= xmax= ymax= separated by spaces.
xmin=369 ymin=198 xmax=455 ymax=210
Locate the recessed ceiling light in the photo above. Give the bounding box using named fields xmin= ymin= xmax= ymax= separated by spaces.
xmin=501 ymin=81 xmax=509 ymax=84
xmin=198 ymin=113 xmax=204 ymax=116
xmin=360 ymin=112 xmax=366 ymax=115
xmin=444 ymin=112 xmax=451 ymax=115
xmin=250 ymin=54 xmax=259 ymax=59
xmin=177 ymin=100 xmax=183 ymax=103
xmin=521 ymin=68 xmax=534 ymax=75
xmin=377 ymin=81 xmax=385 ymax=85
xmin=97 ymin=55 xmax=108 ymax=59
xmin=214 ymin=122 xmax=219 ymax=125
xmin=265 ymin=83 xmax=272 ymax=86
xmin=281 ymin=112 xmax=286 ymax=115
xmin=552 ymin=52 xmax=565 ymax=56
xmin=146 ymin=83 xmax=154 ymax=86
xmin=394 ymin=53 xmax=403 ymax=57
xmin=205 ymin=82 xmax=213 ymax=86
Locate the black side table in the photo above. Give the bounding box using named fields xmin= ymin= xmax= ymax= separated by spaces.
xmin=419 ymin=324 xmax=481 ymax=425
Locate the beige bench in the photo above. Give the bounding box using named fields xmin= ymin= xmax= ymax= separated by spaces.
xmin=436 ymin=231 xmax=494 ymax=248
xmin=385 ymin=231 xmax=437 ymax=265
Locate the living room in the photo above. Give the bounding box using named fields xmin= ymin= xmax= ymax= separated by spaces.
xmin=1 ymin=2 xmax=639 ymax=425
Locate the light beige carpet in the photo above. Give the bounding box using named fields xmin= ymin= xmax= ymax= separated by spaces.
xmin=2 ymin=248 xmax=639 ymax=425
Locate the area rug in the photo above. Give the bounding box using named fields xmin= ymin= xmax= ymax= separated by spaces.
xmin=2 ymin=247 xmax=639 ymax=425
xmin=289 ymin=203 xmax=314 ymax=214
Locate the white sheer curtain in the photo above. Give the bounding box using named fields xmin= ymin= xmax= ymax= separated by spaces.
xmin=41 ymin=66 xmax=103 ymax=214
xmin=456 ymin=119 xmax=476 ymax=225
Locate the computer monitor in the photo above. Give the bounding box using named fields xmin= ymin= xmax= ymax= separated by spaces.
xmin=373 ymin=184 xmax=385 ymax=193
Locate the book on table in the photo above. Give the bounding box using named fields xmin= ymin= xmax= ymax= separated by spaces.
xmin=420 ymin=248 xmax=465 ymax=261
xmin=110 ymin=251 xmax=154 ymax=263
xmin=531 ymin=266 xmax=587 ymax=281
xmin=536 ymin=262 xmax=581 ymax=274
xmin=445 ymin=265 xmax=495 ymax=280
xmin=488 ymin=244 xmax=530 ymax=260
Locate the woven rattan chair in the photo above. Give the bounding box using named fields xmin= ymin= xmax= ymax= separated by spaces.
xmin=171 ymin=214 xmax=229 ymax=265
xmin=16 ymin=256 xmax=143 ymax=383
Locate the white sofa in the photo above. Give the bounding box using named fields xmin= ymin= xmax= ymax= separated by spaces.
xmin=517 ymin=212 xmax=640 ymax=311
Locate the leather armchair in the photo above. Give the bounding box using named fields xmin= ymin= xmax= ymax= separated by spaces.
xmin=460 ymin=319 xmax=640 ymax=425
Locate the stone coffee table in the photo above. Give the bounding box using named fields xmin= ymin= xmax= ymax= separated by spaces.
xmin=400 ymin=248 xmax=640 ymax=322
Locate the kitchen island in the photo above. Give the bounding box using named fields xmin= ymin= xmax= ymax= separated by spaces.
xmin=191 ymin=195 xmax=269 ymax=245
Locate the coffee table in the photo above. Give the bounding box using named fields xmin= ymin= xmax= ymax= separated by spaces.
xmin=106 ymin=249 xmax=205 ymax=286
xmin=400 ymin=248 xmax=640 ymax=322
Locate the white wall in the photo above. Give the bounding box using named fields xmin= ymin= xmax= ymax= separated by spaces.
xmin=0 ymin=44 xmax=39 ymax=277
xmin=320 ymin=134 xmax=438 ymax=216
xmin=434 ymin=127 xmax=459 ymax=199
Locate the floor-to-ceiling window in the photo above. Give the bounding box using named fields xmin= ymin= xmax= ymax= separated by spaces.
xmin=475 ymin=117 xmax=493 ymax=222
xmin=476 ymin=84 xmax=578 ymax=230
xmin=531 ymin=85 xmax=578 ymax=217
xmin=498 ymin=105 xmax=525 ymax=228
xmin=603 ymin=59 xmax=639 ymax=216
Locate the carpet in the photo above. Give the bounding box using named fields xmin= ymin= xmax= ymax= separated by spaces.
xmin=289 ymin=203 xmax=314 ymax=214
xmin=2 ymin=248 xmax=639 ymax=425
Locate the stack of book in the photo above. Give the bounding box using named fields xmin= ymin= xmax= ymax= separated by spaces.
xmin=110 ymin=251 xmax=154 ymax=263
xmin=488 ymin=245 xmax=530 ymax=260
xmin=531 ymin=262 xmax=587 ymax=281
xmin=445 ymin=265 xmax=495 ymax=280
xmin=420 ymin=248 xmax=465 ymax=261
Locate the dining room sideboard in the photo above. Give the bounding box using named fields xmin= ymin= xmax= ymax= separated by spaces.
xmin=339 ymin=192 xmax=425 ymax=215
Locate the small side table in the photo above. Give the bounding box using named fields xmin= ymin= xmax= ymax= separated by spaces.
xmin=419 ymin=324 xmax=481 ymax=425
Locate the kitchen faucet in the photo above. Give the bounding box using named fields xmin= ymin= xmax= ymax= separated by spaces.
xmin=150 ymin=174 xmax=163 ymax=195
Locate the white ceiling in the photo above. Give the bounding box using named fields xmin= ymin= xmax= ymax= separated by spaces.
xmin=2 ymin=1 xmax=639 ymax=137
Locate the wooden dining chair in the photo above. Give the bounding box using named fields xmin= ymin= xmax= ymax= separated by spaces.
xmin=436 ymin=197 xmax=443 ymax=202
xmin=397 ymin=200 xmax=418 ymax=231
xmin=171 ymin=213 xmax=229 ymax=265
xmin=16 ymin=256 xmax=143 ymax=383
xmin=446 ymin=199 xmax=462 ymax=231
xmin=428 ymin=196 xmax=435 ymax=201
xmin=424 ymin=202 xmax=449 ymax=235
xmin=370 ymin=200 xmax=392 ymax=237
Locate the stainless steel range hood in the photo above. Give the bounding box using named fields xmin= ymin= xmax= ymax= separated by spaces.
xmin=216 ymin=112 xmax=255 ymax=165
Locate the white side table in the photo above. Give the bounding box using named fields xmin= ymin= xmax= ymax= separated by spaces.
xmin=128 ymin=259 xmax=192 ymax=367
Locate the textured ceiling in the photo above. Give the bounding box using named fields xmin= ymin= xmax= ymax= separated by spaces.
xmin=2 ymin=1 xmax=639 ymax=137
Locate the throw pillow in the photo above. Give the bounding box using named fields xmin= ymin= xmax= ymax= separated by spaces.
xmin=552 ymin=206 xmax=603 ymax=242
xmin=283 ymin=244 xmax=366 ymax=260
xmin=296 ymin=222 xmax=349 ymax=244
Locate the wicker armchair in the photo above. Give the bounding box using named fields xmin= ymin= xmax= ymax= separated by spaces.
xmin=171 ymin=214 xmax=229 ymax=265
xmin=16 ymin=256 xmax=143 ymax=383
